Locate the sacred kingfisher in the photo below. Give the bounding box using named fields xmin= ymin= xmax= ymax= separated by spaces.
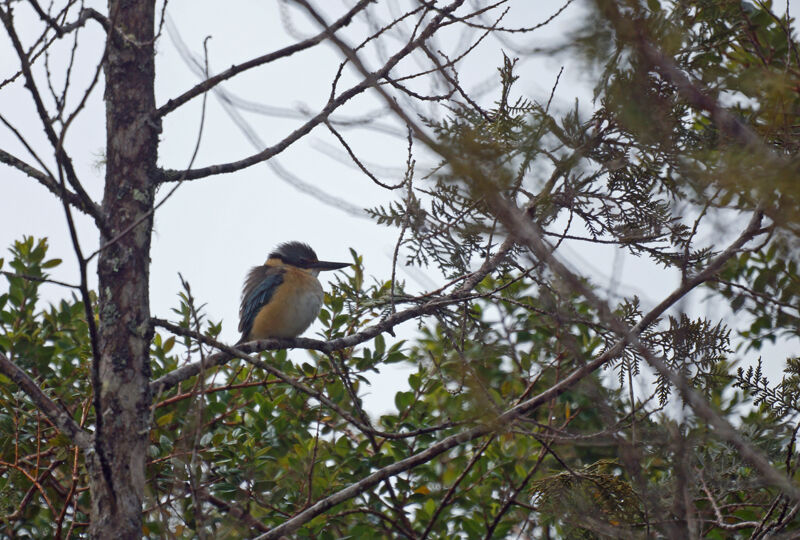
xmin=238 ymin=241 xmax=350 ymax=342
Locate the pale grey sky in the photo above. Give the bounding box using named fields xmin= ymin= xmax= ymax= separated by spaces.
xmin=1 ymin=0 xmax=797 ymax=413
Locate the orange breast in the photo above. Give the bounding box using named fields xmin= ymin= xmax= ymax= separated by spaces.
xmin=249 ymin=267 xmax=324 ymax=339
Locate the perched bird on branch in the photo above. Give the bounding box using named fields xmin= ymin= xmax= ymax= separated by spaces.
xmin=238 ymin=241 xmax=349 ymax=342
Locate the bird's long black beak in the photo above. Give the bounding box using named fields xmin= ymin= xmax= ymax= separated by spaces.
xmin=308 ymin=260 xmax=350 ymax=271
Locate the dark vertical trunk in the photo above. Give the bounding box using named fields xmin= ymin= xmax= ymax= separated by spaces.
xmin=88 ymin=1 xmax=157 ymax=536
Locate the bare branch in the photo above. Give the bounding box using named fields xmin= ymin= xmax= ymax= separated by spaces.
xmin=290 ymin=0 xmax=443 ymax=152
xmin=324 ymin=121 xmax=406 ymax=190
xmin=87 ymin=34 xmax=213 ymax=263
xmin=428 ymin=0 xmax=576 ymax=34
xmin=149 ymin=318 xmax=459 ymax=442
xmin=0 ymin=270 xmax=80 ymax=290
xmin=160 ymin=21 xmax=371 ymax=216
xmin=253 ymin=422 xmax=488 ymax=539
xmin=27 ymin=3 xmax=110 ymax=37
xmin=197 ymin=487 xmax=269 ymax=532
xmin=155 ymin=0 xmax=374 ymax=118
xmin=420 ymin=434 xmax=496 ymax=538
xmin=699 ymin=473 xmax=760 ymax=531
xmin=165 ymin=46 xmax=369 ymax=217
xmin=27 ymin=0 xmax=68 ymax=38
xmin=157 ymin=0 xmax=467 ymax=183
xmin=0 ymin=148 xmax=93 ymax=216
xmin=0 ymin=7 xmax=107 ymax=235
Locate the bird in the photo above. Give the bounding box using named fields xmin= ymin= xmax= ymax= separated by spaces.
xmin=238 ymin=241 xmax=350 ymax=342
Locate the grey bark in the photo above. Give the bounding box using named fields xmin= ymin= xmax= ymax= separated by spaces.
xmin=87 ymin=1 xmax=157 ymax=537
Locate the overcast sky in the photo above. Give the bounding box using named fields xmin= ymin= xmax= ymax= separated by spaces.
xmin=1 ymin=0 xmax=798 ymax=413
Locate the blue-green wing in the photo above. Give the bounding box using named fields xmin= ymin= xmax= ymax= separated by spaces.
xmin=238 ymin=266 xmax=285 ymax=339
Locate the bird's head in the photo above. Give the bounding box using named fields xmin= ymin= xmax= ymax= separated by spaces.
xmin=265 ymin=241 xmax=350 ymax=276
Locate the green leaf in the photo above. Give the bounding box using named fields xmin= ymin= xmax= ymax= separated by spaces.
xmin=374 ymin=334 xmax=385 ymax=358
xmin=394 ymin=391 xmax=414 ymax=411
xmin=156 ymin=411 xmax=174 ymax=427
xmin=162 ymin=336 xmax=175 ymax=353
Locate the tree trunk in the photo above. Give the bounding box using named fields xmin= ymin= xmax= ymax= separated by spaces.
xmin=88 ymin=1 xmax=157 ymax=536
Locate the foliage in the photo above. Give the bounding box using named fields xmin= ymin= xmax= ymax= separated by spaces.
xmin=3 ymin=0 xmax=800 ymax=538
xmin=531 ymin=459 xmax=642 ymax=538
xmin=0 ymin=238 xmax=92 ymax=537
